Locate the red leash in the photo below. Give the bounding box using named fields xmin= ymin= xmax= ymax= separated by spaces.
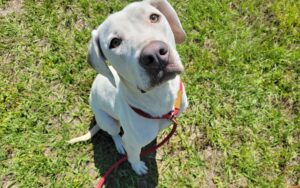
xmin=96 ymin=118 xmax=178 ymax=188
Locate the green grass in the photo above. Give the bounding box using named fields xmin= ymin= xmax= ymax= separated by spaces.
xmin=0 ymin=0 xmax=299 ymax=187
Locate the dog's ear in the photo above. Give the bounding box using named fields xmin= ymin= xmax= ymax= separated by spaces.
xmin=88 ymin=30 xmax=116 ymax=87
xmin=146 ymin=0 xmax=186 ymax=44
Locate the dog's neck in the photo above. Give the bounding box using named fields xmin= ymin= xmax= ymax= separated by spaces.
xmin=120 ymin=76 xmax=180 ymax=117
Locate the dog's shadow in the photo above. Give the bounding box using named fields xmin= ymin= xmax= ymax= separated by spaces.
xmin=90 ymin=118 xmax=159 ymax=188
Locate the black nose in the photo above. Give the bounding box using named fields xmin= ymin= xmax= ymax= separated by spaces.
xmin=139 ymin=41 xmax=169 ymax=68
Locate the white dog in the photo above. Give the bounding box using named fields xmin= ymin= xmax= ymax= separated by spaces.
xmin=68 ymin=0 xmax=188 ymax=175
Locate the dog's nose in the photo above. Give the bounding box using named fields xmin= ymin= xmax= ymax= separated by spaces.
xmin=139 ymin=41 xmax=169 ymax=68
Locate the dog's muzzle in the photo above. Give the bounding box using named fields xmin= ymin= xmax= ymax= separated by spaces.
xmin=139 ymin=41 xmax=183 ymax=87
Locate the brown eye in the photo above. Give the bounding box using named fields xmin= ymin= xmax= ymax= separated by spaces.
xmin=109 ymin=38 xmax=122 ymax=49
xmin=150 ymin=13 xmax=160 ymax=23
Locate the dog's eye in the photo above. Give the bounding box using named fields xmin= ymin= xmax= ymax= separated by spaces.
xmin=109 ymin=38 xmax=122 ymax=49
xmin=150 ymin=13 xmax=160 ymax=23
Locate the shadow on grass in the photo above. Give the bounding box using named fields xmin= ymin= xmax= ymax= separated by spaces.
xmin=90 ymin=118 xmax=159 ymax=188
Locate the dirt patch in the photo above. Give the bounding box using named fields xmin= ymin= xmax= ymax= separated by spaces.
xmin=0 ymin=0 xmax=23 ymax=17
xmin=37 ymin=38 xmax=51 ymax=52
xmin=271 ymin=96 xmax=298 ymax=111
xmin=0 ymin=174 xmax=18 ymax=188
xmin=203 ymin=39 xmax=217 ymax=51
xmin=286 ymin=154 xmax=300 ymax=186
xmin=75 ymin=18 xmax=88 ymax=30
xmin=203 ymin=38 xmax=219 ymax=62
xmin=202 ymin=146 xmax=225 ymax=188
xmin=1 ymin=54 xmax=15 ymax=64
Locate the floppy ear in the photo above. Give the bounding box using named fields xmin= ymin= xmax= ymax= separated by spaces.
xmin=88 ymin=30 xmax=116 ymax=87
xmin=146 ymin=0 xmax=186 ymax=44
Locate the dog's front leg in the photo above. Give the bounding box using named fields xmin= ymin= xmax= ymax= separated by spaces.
xmin=123 ymin=138 xmax=148 ymax=175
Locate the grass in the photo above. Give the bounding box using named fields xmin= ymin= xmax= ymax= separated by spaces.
xmin=0 ymin=0 xmax=299 ymax=187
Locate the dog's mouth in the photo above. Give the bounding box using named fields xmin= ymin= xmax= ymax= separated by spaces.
xmin=150 ymin=63 xmax=183 ymax=85
xmin=138 ymin=62 xmax=183 ymax=93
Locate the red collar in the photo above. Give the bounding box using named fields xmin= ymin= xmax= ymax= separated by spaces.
xmin=129 ymin=80 xmax=183 ymax=120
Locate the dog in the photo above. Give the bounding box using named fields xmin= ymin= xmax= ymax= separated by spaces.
xmin=68 ymin=0 xmax=188 ymax=175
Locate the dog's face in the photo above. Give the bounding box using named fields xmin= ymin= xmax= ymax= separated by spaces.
xmin=88 ymin=0 xmax=186 ymax=92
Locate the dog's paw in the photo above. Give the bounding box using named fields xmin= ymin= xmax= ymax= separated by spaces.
xmin=131 ymin=161 xmax=148 ymax=175
xmin=112 ymin=135 xmax=126 ymax=155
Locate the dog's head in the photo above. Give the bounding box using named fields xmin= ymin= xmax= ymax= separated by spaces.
xmin=88 ymin=0 xmax=185 ymax=92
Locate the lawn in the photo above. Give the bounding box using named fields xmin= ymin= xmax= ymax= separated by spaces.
xmin=0 ymin=0 xmax=299 ymax=187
